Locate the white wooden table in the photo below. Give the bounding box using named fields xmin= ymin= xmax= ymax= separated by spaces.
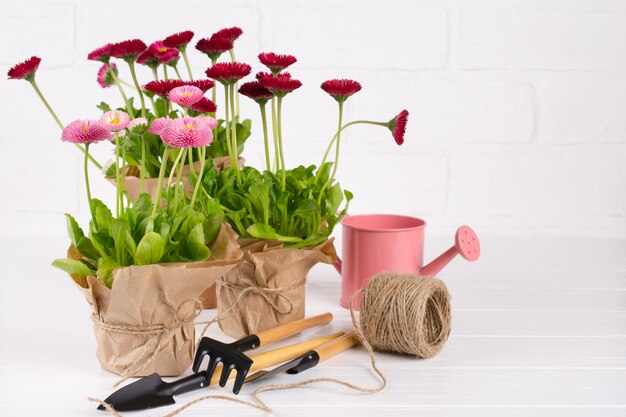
xmin=1 ymin=236 xmax=625 ymax=416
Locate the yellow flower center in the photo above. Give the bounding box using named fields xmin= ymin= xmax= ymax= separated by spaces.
xmin=110 ymin=118 xmax=120 ymax=124
xmin=82 ymin=125 xmax=88 ymax=132
xmin=159 ymin=47 xmax=168 ymax=53
xmin=184 ymin=124 xmax=196 ymax=130
xmin=180 ymin=93 xmax=191 ymax=97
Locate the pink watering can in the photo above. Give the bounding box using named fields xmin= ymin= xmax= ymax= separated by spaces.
xmin=334 ymin=214 xmax=481 ymax=309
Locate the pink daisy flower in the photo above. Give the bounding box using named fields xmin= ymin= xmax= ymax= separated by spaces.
xmin=61 ymin=120 xmax=112 ymax=144
xmin=7 ymin=56 xmax=41 ymax=80
xmin=258 ymin=52 xmax=297 ymax=74
xmin=87 ymin=44 xmax=113 ymax=63
xmin=149 ymin=118 xmax=171 ymax=135
xmin=97 ymin=63 xmax=117 ymax=88
xmin=163 ymin=30 xmax=194 ymax=51
xmin=99 ymin=110 xmax=131 ymax=131
xmin=168 ymin=85 xmax=204 ymax=107
xmin=321 ymin=79 xmax=362 ymax=103
xmin=128 ymin=117 xmax=149 ymax=134
xmin=160 ymin=116 xmax=213 ymax=148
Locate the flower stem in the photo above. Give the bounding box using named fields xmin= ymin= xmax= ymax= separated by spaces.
xmin=29 ymin=79 xmax=102 ymax=169
xmin=277 ymin=96 xmax=287 ymax=190
xmin=223 ymin=83 xmax=239 ymax=180
xmin=114 ymin=132 xmax=121 ymax=217
xmin=316 ymin=119 xmax=388 ymax=183
xmin=259 ymin=103 xmax=271 ymax=171
xmin=182 ymin=49 xmax=194 ymax=81
xmin=127 ymin=61 xmax=146 ymax=119
xmin=188 ymin=147 xmax=206 ymax=220
xmin=271 ymin=97 xmax=279 ymax=173
xmin=229 ymin=49 xmax=240 ymax=117
xmin=151 ymin=147 xmax=170 ymax=219
xmin=107 ymin=64 xmax=134 ymax=118
xmin=173 ymin=65 xmax=183 ymax=81
xmin=163 ymin=65 xmax=169 ymax=80
xmin=84 ymin=143 xmax=96 ymax=226
xmin=121 ymin=140 xmax=128 ymax=208
xmin=188 ymin=148 xmax=197 ymax=180
xmin=151 ymin=66 xmax=159 ymax=81
xmin=166 ymin=148 xmax=186 ymax=189
xmin=318 ymin=101 xmax=344 ymax=201
xmin=229 ymin=84 xmax=241 ymax=177
xmin=140 ymin=135 xmax=146 ymax=193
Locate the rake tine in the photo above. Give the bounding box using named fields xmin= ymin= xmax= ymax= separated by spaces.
xmin=232 ymin=366 xmax=248 ymax=395
xmin=205 ymin=355 xmax=221 ymax=382
xmin=219 ymin=364 xmax=235 ymax=388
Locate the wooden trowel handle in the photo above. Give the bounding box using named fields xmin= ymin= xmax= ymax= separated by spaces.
xmin=208 ymin=331 xmax=344 ymax=385
xmin=255 ymin=313 xmax=333 ymax=347
xmin=316 ymin=331 xmax=360 ymax=362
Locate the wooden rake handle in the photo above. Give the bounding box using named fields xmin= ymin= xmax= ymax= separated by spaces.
xmin=208 ymin=331 xmax=344 ymax=385
xmin=255 ymin=312 xmax=333 ymax=347
xmin=315 ymin=331 xmax=360 ymax=362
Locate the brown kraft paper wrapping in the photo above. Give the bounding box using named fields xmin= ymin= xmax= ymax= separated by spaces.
xmin=72 ymin=223 xmax=242 ymax=377
xmin=216 ymin=238 xmax=337 ymax=338
xmin=107 ymin=156 xmax=245 ymax=202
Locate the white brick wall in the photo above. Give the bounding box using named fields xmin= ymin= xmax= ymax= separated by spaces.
xmin=1 ymin=0 xmax=625 ymax=238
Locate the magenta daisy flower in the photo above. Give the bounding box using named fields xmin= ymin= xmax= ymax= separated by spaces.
xmin=195 ymin=37 xmax=233 ymax=61
xmin=148 ymin=41 xmax=179 ymax=65
xmin=110 ymin=39 xmax=147 ymax=61
xmin=258 ymin=52 xmax=297 ymax=74
xmin=321 ymin=79 xmax=362 ymax=103
xmin=99 ymin=110 xmax=131 ymax=131
xmin=211 ymin=27 xmax=243 ymax=43
xmin=168 ymin=85 xmax=204 ymax=107
xmin=160 ymin=116 xmax=214 ymax=148
xmin=186 ymin=79 xmax=214 ymax=93
xmin=388 ymin=110 xmax=409 ymax=145
xmin=189 ymin=97 xmax=218 ymax=114
xmin=163 ymin=30 xmax=194 ymax=51
xmin=257 ymin=72 xmax=302 ymax=97
xmin=96 ymin=63 xmax=117 ymax=88
xmin=137 ymin=50 xmax=160 ymax=69
xmin=239 ymin=81 xmax=274 ymax=105
xmin=87 ymin=44 xmax=113 ymax=63
xmin=205 ymin=62 xmax=251 ymax=85
xmin=149 ymin=118 xmax=171 ymax=135
xmin=7 ymin=56 xmax=41 ymax=81
xmin=61 ymin=120 xmax=112 ymax=144
xmin=143 ymin=79 xmax=186 ymax=98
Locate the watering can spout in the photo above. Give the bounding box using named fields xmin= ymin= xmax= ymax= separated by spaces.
xmin=420 ymin=225 xmax=481 ymax=277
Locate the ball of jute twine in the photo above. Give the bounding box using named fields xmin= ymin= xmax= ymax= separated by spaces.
xmin=91 ymin=271 xmax=451 ymax=415
xmin=360 ymin=272 xmax=452 ymax=358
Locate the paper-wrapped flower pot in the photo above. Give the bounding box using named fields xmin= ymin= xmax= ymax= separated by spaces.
xmin=107 ymin=156 xmax=245 ymax=203
xmin=70 ymin=223 xmax=242 ymax=377
xmin=216 ymin=238 xmax=336 ymax=338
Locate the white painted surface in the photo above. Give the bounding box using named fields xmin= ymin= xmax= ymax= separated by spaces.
xmin=0 ymin=236 xmax=625 ymax=416
xmin=0 ymin=0 xmax=625 ymax=238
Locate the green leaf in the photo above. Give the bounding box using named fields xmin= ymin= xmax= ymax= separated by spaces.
xmin=76 ymin=236 xmax=100 ymax=260
xmin=52 ymin=259 xmax=96 ymax=277
xmin=185 ymin=223 xmax=211 ymax=261
xmin=97 ymin=101 xmax=111 ymax=112
xmin=135 ymin=232 xmax=165 ymax=265
xmin=96 ymin=256 xmax=119 ymax=288
xmin=247 ymin=223 xmax=303 ymax=243
xmin=65 ymin=214 xmax=85 ymax=247
xmin=93 ymin=199 xmax=114 ymax=229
